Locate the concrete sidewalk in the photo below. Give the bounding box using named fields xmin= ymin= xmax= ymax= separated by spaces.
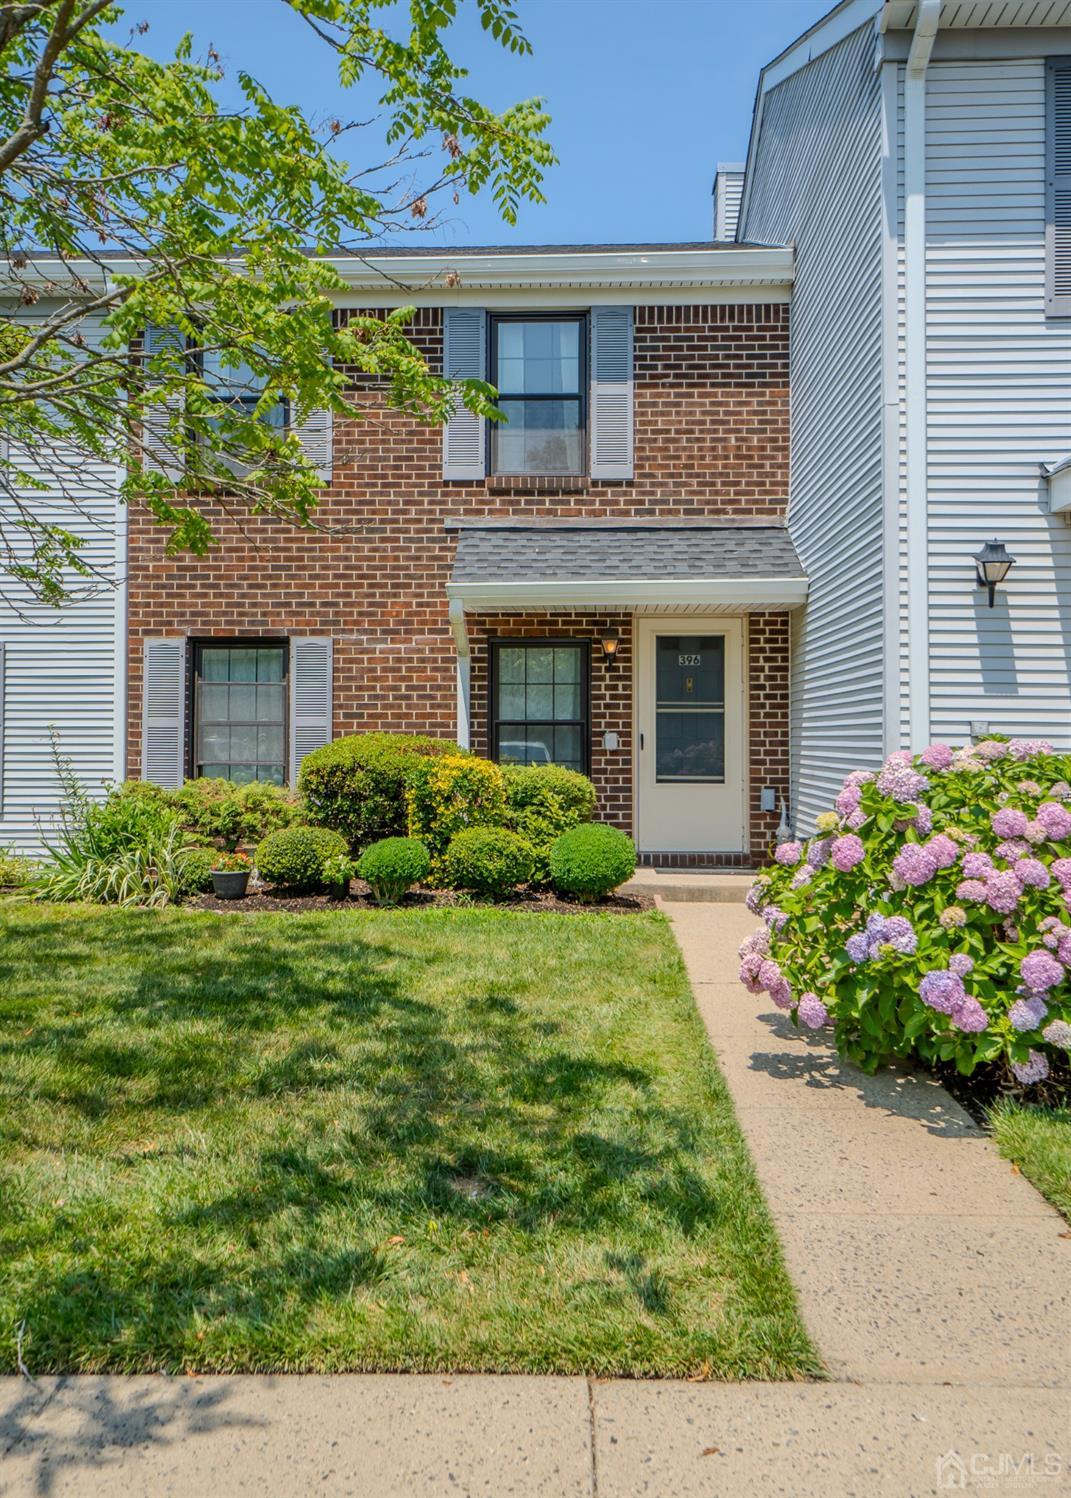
xmin=665 ymin=901 xmax=1071 ymax=1389
xmin=3 ymin=1374 xmax=1070 ymax=1496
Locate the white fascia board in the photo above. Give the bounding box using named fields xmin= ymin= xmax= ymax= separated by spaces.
xmin=319 ymin=246 xmax=795 ymax=293
xmin=1043 ymin=457 xmax=1071 ymax=514
xmin=447 ymin=577 xmax=808 ymax=610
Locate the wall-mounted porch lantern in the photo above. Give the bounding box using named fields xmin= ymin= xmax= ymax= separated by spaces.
xmin=600 ymin=627 xmax=620 ymax=665
xmin=973 ymin=539 xmax=1016 ymax=608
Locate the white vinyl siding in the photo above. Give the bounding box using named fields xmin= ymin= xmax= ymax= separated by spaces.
xmin=740 ymin=22 xmax=886 ymax=833
xmin=0 ymin=308 xmax=122 ymax=851
xmin=913 ymin=58 xmax=1071 ymax=747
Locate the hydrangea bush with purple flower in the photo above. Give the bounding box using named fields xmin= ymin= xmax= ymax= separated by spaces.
xmin=742 ymin=738 xmax=1071 ymax=1087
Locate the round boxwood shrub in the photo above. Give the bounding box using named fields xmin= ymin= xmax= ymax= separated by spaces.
xmin=299 ymin=733 xmax=462 ymax=849
xmin=743 ymin=738 xmax=1071 ymax=1088
xmin=255 ymin=825 xmax=348 ymax=892
xmin=443 ymin=827 xmax=534 ymax=900
xmin=176 ymin=845 xmax=218 ymax=896
xmin=356 ymin=836 xmax=430 ymax=905
xmin=502 ymin=764 xmax=597 ymax=885
xmin=549 ymin=823 xmax=637 ymax=902
xmin=406 ymin=754 xmax=507 ymax=864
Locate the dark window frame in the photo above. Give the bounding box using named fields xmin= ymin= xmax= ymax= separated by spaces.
xmin=189 ymin=638 xmax=291 ymax=784
xmin=489 ymin=637 xmax=591 ymax=775
xmin=188 ymin=340 xmax=290 ymax=437
xmin=488 ymin=311 xmax=588 ymax=476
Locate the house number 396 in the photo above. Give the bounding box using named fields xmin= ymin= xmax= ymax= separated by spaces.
xmin=678 ymin=653 xmax=701 ymax=666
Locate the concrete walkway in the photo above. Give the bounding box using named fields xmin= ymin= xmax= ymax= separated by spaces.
xmin=3 ymin=902 xmax=1070 ymax=1496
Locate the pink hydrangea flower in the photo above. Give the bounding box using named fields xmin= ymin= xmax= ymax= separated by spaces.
xmin=953 ymin=997 xmax=988 ymax=1033
xmin=910 ymin=802 xmax=934 ymax=838
xmin=738 ymin=952 xmax=764 ymax=992
xmin=991 ymin=807 xmax=1029 ymax=840
xmin=791 ymin=865 xmax=815 ymax=888
xmin=984 ymin=871 xmax=1020 ymax=914
xmin=949 ymin=954 xmax=974 ymax=977
xmin=1017 ymin=780 xmax=1043 ymax=797
xmin=975 ymin=740 xmax=1010 ymax=762
xmin=1009 ymin=739 xmax=1053 ymax=761
xmin=845 ymin=931 xmax=870 ymax=963
xmin=995 ymin=840 xmax=1030 ymax=862
xmin=919 ymin=970 xmax=967 ymax=1015
xmin=1020 ymin=951 xmax=1064 ymax=992
xmin=1013 ymin=858 xmax=1050 ymax=891
xmin=1011 ymin=1050 xmax=1050 ymax=1085
xmin=925 ymin=834 xmax=958 ymax=870
xmin=920 ymin=741 xmax=954 ymax=770
xmin=763 ymin=905 xmax=788 ymax=931
xmin=876 ymin=751 xmax=929 ymax=803
xmin=1037 ymin=801 xmax=1071 ymax=841
xmin=768 ymin=978 xmax=793 ymax=1010
xmin=830 ymin=834 xmax=865 ymax=871
xmin=1052 ymin=858 xmax=1071 ymax=888
xmin=1024 ymin=819 xmax=1047 ymax=847
xmin=1057 ymin=934 xmax=1071 ymax=967
xmin=835 ymin=784 xmax=862 ymax=818
xmin=808 ymin=837 xmax=831 ymax=869
xmin=774 ymin=840 xmax=803 ymax=866
xmin=1050 ymin=781 xmax=1071 ymax=801
xmin=1009 ymin=996 xmax=1048 ymax=1032
xmin=892 ymin=843 xmax=938 ymax=887
xmin=939 ymin=905 xmax=967 ymax=929
xmin=739 ymin=929 xmax=770 ymax=958
xmin=955 ymin=879 xmax=987 ymax=904
xmin=961 ymin=852 xmax=994 ymax=879
xmin=845 ymin=807 xmax=867 ymax=830
xmin=1042 ymin=1019 xmax=1071 ymax=1048
xmin=797 ymin=992 xmax=830 ymax=1028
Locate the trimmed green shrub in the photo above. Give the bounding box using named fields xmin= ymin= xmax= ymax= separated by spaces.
xmin=406 ymin=754 xmax=507 ymax=865
xmin=255 ymin=825 xmax=348 ymax=892
xmin=299 ymin=733 xmax=462 ymax=849
xmin=83 ymin=792 xmax=183 ymax=861
xmin=233 ymin=780 xmax=303 ymax=841
xmin=172 ymin=778 xmax=302 ymax=849
xmin=356 ymin=837 xmax=430 ymax=905
xmin=443 ymin=827 xmax=534 ymax=900
xmin=176 ymin=845 xmax=218 ymax=895
xmin=503 ymin=764 xmax=597 ymax=884
xmin=549 ymin=824 xmax=637 ymax=902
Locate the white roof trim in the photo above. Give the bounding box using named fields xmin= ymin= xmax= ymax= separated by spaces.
xmin=1 ymin=246 xmax=795 ymax=298
xmin=447 ymin=577 xmax=808 ymax=610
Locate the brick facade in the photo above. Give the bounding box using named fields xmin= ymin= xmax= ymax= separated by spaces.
xmin=126 ymin=301 xmax=791 ymax=860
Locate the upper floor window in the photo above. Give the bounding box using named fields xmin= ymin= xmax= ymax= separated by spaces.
xmin=490 ymin=315 xmax=586 ymax=475
xmin=198 ymin=347 xmax=288 ymax=434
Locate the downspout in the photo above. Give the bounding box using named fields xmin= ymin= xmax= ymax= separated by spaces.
xmin=903 ymin=0 xmax=941 ymax=749
xmin=448 ymin=597 xmax=471 ymax=750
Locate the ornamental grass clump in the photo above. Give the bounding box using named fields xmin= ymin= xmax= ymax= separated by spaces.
xmin=743 ymin=739 xmax=1071 ymax=1087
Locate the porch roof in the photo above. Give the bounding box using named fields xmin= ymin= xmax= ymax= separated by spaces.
xmin=446 ymin=523 xmax=807 ymax=612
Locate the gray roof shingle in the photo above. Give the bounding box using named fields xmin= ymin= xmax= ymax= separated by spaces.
xmin=451 ymin=524 xmax=804 ymax=585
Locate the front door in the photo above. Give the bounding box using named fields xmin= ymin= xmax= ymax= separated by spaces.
xmin=636 ymin=618 xmax=745 ymax=853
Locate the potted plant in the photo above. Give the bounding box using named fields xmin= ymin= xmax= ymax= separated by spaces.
xmin=210 ymin=849 xmax=252 ymax=899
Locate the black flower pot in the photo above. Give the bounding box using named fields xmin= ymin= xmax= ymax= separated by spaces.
xmin=211 ymin=869 xmax=250 ymax=899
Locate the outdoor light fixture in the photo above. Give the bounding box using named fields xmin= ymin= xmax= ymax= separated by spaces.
xmin=973 ymin=539 xmax=1016 ymax=608
xmin=600 ymin=627 xmax=620 ymax=664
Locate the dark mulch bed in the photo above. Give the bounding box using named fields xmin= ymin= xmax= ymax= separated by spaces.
xmin=932 ymin=1057 xmax=1071 ymax=1128
xmin=188 ymin=879 xmax=653 ymax=917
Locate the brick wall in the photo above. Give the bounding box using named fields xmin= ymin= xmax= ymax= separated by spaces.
xmin=126 ymin=301 xmax=790 ymax=853
xmin=467 ymin=612 xmax=634 ymax=832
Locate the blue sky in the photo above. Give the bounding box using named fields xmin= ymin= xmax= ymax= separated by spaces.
xmin=127 ymin=0 xmax=831 ymax=245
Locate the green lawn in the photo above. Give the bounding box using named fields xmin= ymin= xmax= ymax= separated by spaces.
xmin=990 ymin=1100 xmax=1071 ymax=1222
xmin=0 ymin=903 xmax=818 ymax=1380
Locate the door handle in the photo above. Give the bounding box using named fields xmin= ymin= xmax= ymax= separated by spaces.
xmin=639 ymin=732 xmax=644 ymax=750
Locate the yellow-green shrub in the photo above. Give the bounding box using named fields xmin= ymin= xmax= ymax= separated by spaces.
xmin=405 ymin=754 xmax=507 ymax=865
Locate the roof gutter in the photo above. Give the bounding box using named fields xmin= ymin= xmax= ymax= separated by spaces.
xmin=903 ymin=0 xmax=941 ymax=750
xmin=447 ymin=577 xmax=809 ymax=610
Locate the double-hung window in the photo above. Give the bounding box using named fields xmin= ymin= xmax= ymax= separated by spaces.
xmin=193 ymin=642 xmax=288 ymax=784
xmin=490 ymin=315 xmax=586 ymax=475
xmin=198 ymin=347 xmax=288 ymax=436
xmin=491 ymin=641 xmax=588 ymax=772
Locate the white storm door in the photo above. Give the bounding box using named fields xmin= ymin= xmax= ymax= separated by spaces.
xmin=636 ymin=618 xmax=745 ymax=853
